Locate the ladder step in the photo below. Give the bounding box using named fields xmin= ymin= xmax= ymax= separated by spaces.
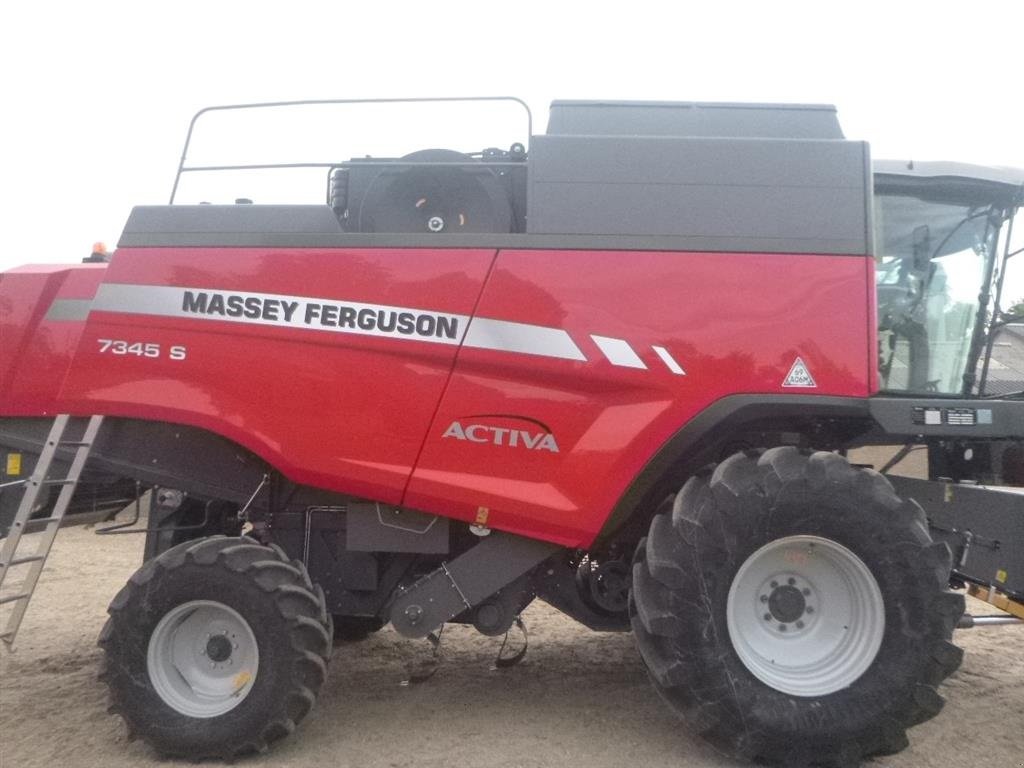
xmin=2 ymin=555 xmax=46 ymax=567
xmin=16 ymin=516 xmax=63 ymax=526
xmin=0 ymin=414 xmax=103 ymax=648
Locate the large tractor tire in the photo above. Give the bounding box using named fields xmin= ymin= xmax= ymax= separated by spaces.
xmin=98 ymin=536 xmax=332 ymax=759
xmin=631 ymin=448 xmax=963 ymax=767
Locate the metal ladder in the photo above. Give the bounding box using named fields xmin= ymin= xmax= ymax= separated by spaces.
xmin=0 ymin=414 xmax=103 ymax=647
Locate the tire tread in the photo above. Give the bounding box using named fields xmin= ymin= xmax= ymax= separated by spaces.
xmin=631 ymin=447 xmax=963 ymax=766
xmin=98 ymin=535 xmax=331 ymax=759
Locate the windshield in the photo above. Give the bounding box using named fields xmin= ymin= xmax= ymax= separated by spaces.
xmin=875 ymin=192 xmax=996 ymax=394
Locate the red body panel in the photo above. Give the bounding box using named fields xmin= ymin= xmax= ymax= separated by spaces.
xmin=1 ymin=247 xmax=872 ymax=547
xmin=406 ymin=250 xmax=871 ymax=545
xmin=53 ymin=247 xmax=496 ymax=505
xmin=865 ymin=256 xmax=881 ymax=394
xmin=0 ymin=265 xmax=107 ymax=414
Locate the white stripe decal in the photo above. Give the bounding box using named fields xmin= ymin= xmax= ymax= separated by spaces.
xmin=590 ymin=335 xmax=647 ymax=369
xmin=652 ymin=345 xmax=686 ymax=375
xmin=92 ymin=283 xmax=468 ymax=345
xmin=464 ymin=318 xmax=587 ymax=361
xmin=89 ymin=283 xmax=677 ymax=371
xmin=45 ymin=298 xmax=93 ymax=322
xmin=91 ymin=283 xmax=585 ymax=361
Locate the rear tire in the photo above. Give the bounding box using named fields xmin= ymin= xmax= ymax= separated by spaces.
xmin=98 ymin=536 xmax=332 ymax=759
xmin=631 ymin=448 xmax=963 ymax=766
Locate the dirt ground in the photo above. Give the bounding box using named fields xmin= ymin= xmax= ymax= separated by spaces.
xmin=1 ymin=522 xmax=1022 ymax=768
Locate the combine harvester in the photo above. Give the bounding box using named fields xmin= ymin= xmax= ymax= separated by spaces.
xmin=1 ymin=97 xmax=1021 ymax=765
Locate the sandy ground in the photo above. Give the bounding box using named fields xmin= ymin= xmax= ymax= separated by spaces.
xmin=1 ymin=522 xmax=1022 ymax=768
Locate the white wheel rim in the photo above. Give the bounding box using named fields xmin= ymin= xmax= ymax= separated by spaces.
xmin=726 ymin=535 xmax=885 ymax=697
xmin=147 ymin=600 xmax=259 ymax=717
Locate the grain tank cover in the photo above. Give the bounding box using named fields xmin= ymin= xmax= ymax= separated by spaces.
xmin=528 ymin=100 xmax=871 ymax=255
xmin=546 ymin=100 xmax=846 ymax=139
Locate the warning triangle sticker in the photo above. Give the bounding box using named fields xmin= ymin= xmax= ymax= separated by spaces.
xmin=782 ymin=357 xmax=817 ymax=388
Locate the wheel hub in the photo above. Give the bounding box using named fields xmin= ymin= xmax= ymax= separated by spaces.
xmin=147 ymin=600 xmax=259 ymax=718
xmin=767 ymin=583 xmax=807 ymax=624
xmin=205 ymin=634 xmax=233 ymax=663
xmin=726 ymin=535 xmax=885 ymax=697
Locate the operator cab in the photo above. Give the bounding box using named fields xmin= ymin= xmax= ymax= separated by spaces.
xmin=874 ymin=161 xmax=1023 ymax=397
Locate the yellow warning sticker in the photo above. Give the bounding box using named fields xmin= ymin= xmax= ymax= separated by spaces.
xmin=475 ymin=506 xmax=490 ymax=526
xmin=996 ymin=569 xmax=1008 ymax=584
xmin=6 ymin=453 xmax=21 ymax=476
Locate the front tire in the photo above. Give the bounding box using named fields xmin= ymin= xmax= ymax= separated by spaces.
xmin=98 ymin=536 xmax=332 ymax=759
xmin=631 ymin=448 xmax=964 ymax=766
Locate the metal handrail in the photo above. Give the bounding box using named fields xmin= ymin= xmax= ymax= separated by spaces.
xmin=169 ymin=96 xmax=533 ymax=204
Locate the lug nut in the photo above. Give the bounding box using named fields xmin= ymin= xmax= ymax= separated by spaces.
xmin=787 ymin=577 xmax=796 ymax=586
xmin=796 ymin=621 xmax=805 ymax=629
xmin=806 ymin=606 xmax=815 ymax=614
xmin=763 ymin=613 xmax=772 ymax=621
xmin=760 ymin=595 xmax=768 ymax=603
xmin=778 ymin=624 xmax=788 ymax=632
xmin=770 ymin=581 xmax=778 ymax=589
xmin=802 ymin=588 xmax=811 ymax=596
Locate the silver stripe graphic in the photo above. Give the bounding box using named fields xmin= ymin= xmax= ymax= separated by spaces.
xmin=464 ymin=318 xmax=587 ymax=361
xmin=90 ymin=283 xmax=586 ymax=361
xmin=652 ymin=345 xmax=686 ymax=375
xmin=45 ymin=298 xmax=93 ymax=322
xmin=591 ymin=335 xmax=647 ymax=369
xmin=92 ymin=283 xmax=468 ymax=345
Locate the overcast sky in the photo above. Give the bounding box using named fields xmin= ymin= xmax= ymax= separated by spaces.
xmin=1 ymin=0 xmax=1021 ymax=279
